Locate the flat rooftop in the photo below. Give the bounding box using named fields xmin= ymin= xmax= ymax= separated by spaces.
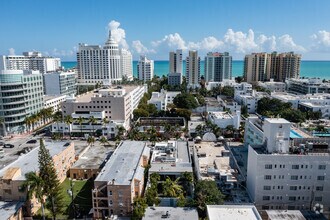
xmin=265 ymin=210 xmax=328 ymax=220
xmin=44 ymin=95 xmax=66 ymax=101
xmin=264 ymin=118 xmax=290 ymax=124
xmin=207 ymin=205 xmax=262 ymax=220
xmin=209 ymin=111 xmax=232 ymax=119
xmin=0 ymin=201 xmax=24 ymax=219
xmin=143 ymin=207 xmax=198 ymax=220
xmin=95 ymin=141 xmax=149 ymax=185
xmin=149 ymin=141 xmax=193 ymax=173
xmin=0 ymin=140 xmax=73 ymax=181
xmin=72 ymin=145 xmax=112 ymax=169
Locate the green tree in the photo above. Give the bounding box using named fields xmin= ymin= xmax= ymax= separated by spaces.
xmin=180 ymin=172 xmax=193 ymax=196
xmin=53 ymin=111 xmax=62 ymax=134
xmin=133 ymin=108 xmax=149 ymax=120
xmin=173 ymin=93 xmax=199 ymax=109
xmin=162 ymin=177 xmax=183 ymax=197
xmin=195 ymin=180 xmax=224 ymax=218
xmin=22 ymin=172 xmax=46 ymax=220
xmin=76 ymin=116 xmax=85 ymax=136
xmin=99 ymin=136 xmax=108 ymax=147
xmin=38 ymin=139 xmax=64 ymax=219
xmin=64 ymin=115 xmax=73 ymax=137
xmin=221 ymin=86 xmax=234 ymax=97
xmin=88 ymin=116 xmax=97 ymax=136
xmin=132 ymin=197 xmax=148 ymax=220
xmin=102 ymin=118 xmax=109 ymax=136
xmin=87 ymin=136 xmax=95 ymax=147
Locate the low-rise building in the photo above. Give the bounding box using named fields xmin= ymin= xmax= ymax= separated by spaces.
xmin=136 ymin=117 xmax=186 ymax=133
xmin=208 ymin=111 xmax=241 ymax=129
xmin=0 ymin=201 xmax=24 ymax=220
xmin=0 ymin=141 xmax=75 ymax=214
xmin=286 ymin=78 xmax=330 ymax=94
xmin=43 ymin=71 xmax=77 ymax=96
xmin=92 ymin=141 xmax=150 ymax=218
xmin=206 ymin=79 xmax=237 ymax=91
xmin=207 ymin=205 xmax=262 ymax=220
xmin=148 ymin=90 xmax=180 ymax=111
xmin=234 ymin=83 xmax=253 ymax=101
xmin=69 ymin=144 xmax=112 ymax=180
xmin=149 ymin=141 xmax=193 ymax=179
xmin=264 ymin=210 xmax=328 ymax=220
xmin=168 ymin=72 xmax=183 ymax=86
xmin=188 ymin=115 xmax=206 ymax=137
xmin=246 ymin=117 xmax=330 ymax=217
xmin=194 ymin=141 xmax=237 ymax=190
xmin=143 ymin=207 xmax=198 ymax=220
xmin=257 ymin=79 xmax=286 ymax=92
xmin=44 ymin=95 xmax=67 ymax=112
xmin=217 ymin=96 xmax=241 ymax=113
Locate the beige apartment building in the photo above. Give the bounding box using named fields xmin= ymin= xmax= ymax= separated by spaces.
xmin=92 ymin=141 xmax=150 ymax=218
xmin=0 ymin=141 xmax=75 ymax=214
xmin=55 ymin=85 xmax=147 ymax=137
xmin=244 ymin=52 xmax=301 ymax=84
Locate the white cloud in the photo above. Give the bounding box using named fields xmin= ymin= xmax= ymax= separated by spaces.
xmin=151 ymin=33 xmax=187 ymax=50
xmin=311 ymin=30 xmax=330 ymax=52
xmin=132 ymin=40 xmax=155 ymax=54
xmin=277 ymin=34 xmax=306 ymax=52
xmin=223 ymin=29 xmax=258 ymax=53
xmin=257 ymin=35 xmax=277 ymax=51
xmin=108 ymin=20 xmax=129 ymax=49
xmin=188 ymin=36 xmax=223 ymax=50
xmin=8 ymin=48 xmax=15 ymax=55
xmin=47 ymin=47 xmax=77 ymax=58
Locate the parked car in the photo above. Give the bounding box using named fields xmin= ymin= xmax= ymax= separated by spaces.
xmin=3 ymin=144 xmax=14 ymax=148
xmin=26 ymin=139 xmax=37 ymax=144
xmin=0 ymin=141 xmax=4 ymax=146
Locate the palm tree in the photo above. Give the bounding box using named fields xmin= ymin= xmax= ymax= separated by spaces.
xmin=87 ymin=136 xmax=95 ymax=147
xmin=162 ymin=177 xmax=183 ymax=197
xmin=76 ymin=116 xmax=85 ymax=136
xmin=88 ymin=116 xmax=97 ymax=136
xmin=102 ymin=118 xmax=109 ymax=136
xmin=53 ymin=112 xmax=62 ymax=133
xmin=24 ymin=116 xmax=32 ymax=133
xmin=64 ymin=115 xmax=73 ymax=138
xmin=22 ymin=172 xmax=46 ymax=220
xmin=0 ymin=117 xmax=6 ymax=136
xmin=180 ymin=172 xmax=193 ymax=196
xmin=116 ymin=125 xmax=126 ymax=140
xmin=99 ymin=136 xmax=108 ymax=147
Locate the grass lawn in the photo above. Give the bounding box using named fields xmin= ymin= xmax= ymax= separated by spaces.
xmin=35 ymin=178 xmax=93 ymax=219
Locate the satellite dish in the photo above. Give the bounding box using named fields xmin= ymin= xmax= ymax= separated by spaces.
xmin=313 ymin=203 xmax=324 ymax=214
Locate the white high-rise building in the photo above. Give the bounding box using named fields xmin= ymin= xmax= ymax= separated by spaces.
xmin=137 ymin=55 xmax=154 ymax=82
xmin=0 ymin=51 xmax=61 ymax=74
xmin=77 ymin=31 xmax=133 ymax=86
xmin=169 ymin=49 xmax=183 ymax=74
xmin=186 ymin=50 xmax=200 ymax=86
xmin=205 ymin=52 xmax=232 ymax=82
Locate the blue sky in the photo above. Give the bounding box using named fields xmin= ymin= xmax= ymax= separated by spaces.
xmin=1 ymin=0 xmax=330 ymax=60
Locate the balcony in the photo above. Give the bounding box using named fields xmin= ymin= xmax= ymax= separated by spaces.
xmin=1 ymin=94 xmax=25 ymax=99
xmin=2 ymin=88 xmax=27 ymax=92
xmin=3 ymin=112 xmax=27 ymax=118
xmin=2 ymin=100 xmax=26 ymax=105
xmin=3 ymin=105 xmax=26 ymax=111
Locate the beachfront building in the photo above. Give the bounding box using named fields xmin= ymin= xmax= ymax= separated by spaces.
xmin=286 ymin=78 xmax=330 ymax=94
xmin=204 ymin=52 xmax=232 ymax=82
xmin=92 ymin=141 xmax=150 ymax=218
xmin=137 ymin=55 xmax=154 ymax=82
xmin=246 ymin=124 xmax=330 ymax=217
xmin=244 ymin=52 xmax=301 ymax=84
xmin=0 ymin=141 xmax=75 ymax=214
xmin=43 ymin=71 xmax=77 ymax=96
xmin=186 ymin=50 xmax=200 ymax=87
xmin=169 ymin=49 xmax=183 ymax=74
xmin=0 ymin=70 xmax=44 ymax=135
xmin=53 ymin=85 xmax=147 ymax=138
xmin=147 ymin=89 xmax=180 ymax=111
xmin=77 ymin=31 xmax=133 ymax=86
xmin=0 ymin=51 xmax=61 ymax=74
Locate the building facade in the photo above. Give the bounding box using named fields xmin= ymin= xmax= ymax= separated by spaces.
xmin=0 ymin=70 xmax=44 ymax=135
xmin=43 ymin=71 xmax=77 ymax=96
xmin=148 ymin=90 xmax=180 ymax=111
xmin=77 ymin=31 xmax=133 ymax=85
xmin=244 ymin=52 xmax=301 ymax=84
xmin=92 ymin=141 xmax=150 ymax=218
xmin=205 ymin=52 xmax=232 ymax=82
xmin=44 ymin=95 xmax=67 ymax=112
xmin=286 ymin=78 xmax=330 ymax=94
xmin=169 ymin=49 xmax=183 ymax=74
xmin=0 ymin=51 xmax=61 ymax=74
xmin=137 ymin=55 xmax=154 ymax=82
xmin=186 ymin=50 xmax=200 ymax=86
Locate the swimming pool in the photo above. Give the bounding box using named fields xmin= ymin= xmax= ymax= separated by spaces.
xmin=290 ymin=130 xmax=303 ymax=138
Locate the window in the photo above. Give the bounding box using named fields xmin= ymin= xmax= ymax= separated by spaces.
xmin=289 ymin=196 xmax=296 ymax=201
xmin=263 ymin=196 xmax=270 ymax=201
xmin=109 ymin=191 xmax=112 ymax=196
xmin=291 ymin=175 xmax=298 ymax=180
xmin=290 ymin=186 xmax=297 ymax=190
xmin=316 ymin=186 xmax=323 ymax=191
xmin=264 ymin=186 xmax=271 ymax=190
xmin=292 ymin=165 xmax=299 ymax=169
xmin=264 ymin=175 xmax=272 ymax=180
xmin=315 ymin=197 xmax=323 ymax=202
xmin=319 ymin=165 xmax=326 ymax=170
xmin=109 ymin=200 xmax=113 ymax=206
xmin=265 ymin=164 xmax=272 ymax=169
xmin=317 ymin=176 xmax=325 ymax=181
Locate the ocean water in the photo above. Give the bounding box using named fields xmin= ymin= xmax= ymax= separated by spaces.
xmin=62 ymin=60 xmax=330 ymax=79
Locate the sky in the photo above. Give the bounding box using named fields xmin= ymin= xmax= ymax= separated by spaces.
xmin=1 ymin=0 xmax=330 ymax=61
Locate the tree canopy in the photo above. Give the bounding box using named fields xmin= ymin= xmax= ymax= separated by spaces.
xmin=173 ymin=93 xmax=199 ymax=109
